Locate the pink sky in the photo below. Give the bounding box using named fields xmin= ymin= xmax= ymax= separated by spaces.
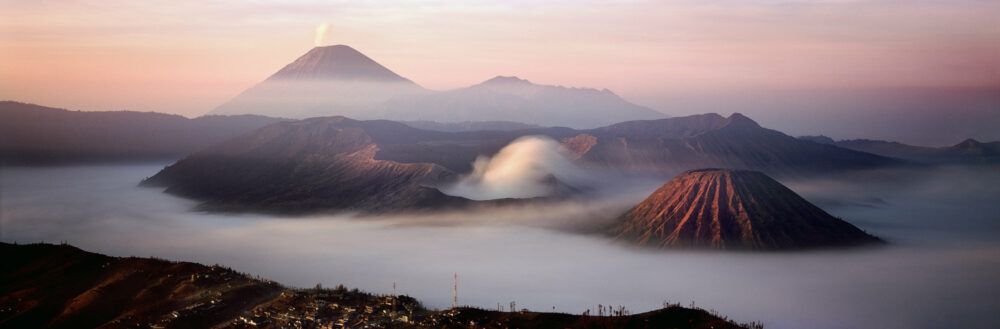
xmin=1 ymin=0 xmax=998 ymax=119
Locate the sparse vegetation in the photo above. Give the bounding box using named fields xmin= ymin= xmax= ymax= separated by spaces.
xmin=1 ymin=242 xmax=758 ymax=329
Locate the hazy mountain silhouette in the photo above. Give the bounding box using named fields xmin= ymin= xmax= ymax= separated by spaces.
xmin=209 ymin=45 xmax=666 ymax=127
xmin=0 ymin=101 xmax=286 ymax=164
xmin=610 ymin=169 xmax=883 ymax=250
xmin=829 ymin=138 xmax=1000 ymax=164
xmin=384 ymin=76 xmax=667 ymax=128
xmin=391 ymin=113 xmax=898 ymax=177
xmin=796 ymin=135 xmax=1000 ymax=165
xmin=562 ymin=113 xmax=898 ymax=177
xmin=210 ymin=45 xmax=428 ymax=119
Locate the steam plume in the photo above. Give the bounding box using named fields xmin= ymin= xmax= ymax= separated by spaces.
xmin=314 ymin=22 xmax=329 ymax=47
xmin=443 ymin=136 xmax=585 ymax=200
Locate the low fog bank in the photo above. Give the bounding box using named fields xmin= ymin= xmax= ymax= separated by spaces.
xmin=782 ymin=164 xmax=1000 ymax=244
xmin=2 ymin=164 xmax=999 ymax=329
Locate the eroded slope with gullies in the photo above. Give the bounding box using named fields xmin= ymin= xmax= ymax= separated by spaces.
xmin=141 ymin=117 xmax=466 ymax=213
xmin=611 ymin=169 xmax=882 ymax=250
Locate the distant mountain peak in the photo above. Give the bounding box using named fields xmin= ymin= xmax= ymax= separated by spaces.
xmin=480 ymin=75 xmax=533 ymax=86
xmin=727 ymin=112 xmax=755 ymax=123
xmin=724 ymin=113 xmax=761 ymax=129
xmin=314 ymin=44 xmax=357 ymax=52
xmin=950 ymin=138 xmax=992 ymax=155
xmin=266 ymin=44 xmax=416 ymax=83
xmin=312 ymin=115 xmax=355 ymax=124
xmin=956 ymin=138 xmax=982 ymax=147
xmin=212 ymin=47 xmax=665 ymax=126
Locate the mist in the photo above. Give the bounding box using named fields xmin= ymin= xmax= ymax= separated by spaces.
xmin=210 ymin=79 xmax=428 ymax=119
xmin=644 ymin=87 xmax=1000 ymax=146
xmin=442 ymin=136 xmax=589 ymax=200
xmin=1 ymin=163 xmax=999 ymax=329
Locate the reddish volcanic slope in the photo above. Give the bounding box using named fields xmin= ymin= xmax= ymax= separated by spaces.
xmin=611 ymin=169 xmax=882 ymax=250
xmin=141 ymin=117 xmax=466 ymax=213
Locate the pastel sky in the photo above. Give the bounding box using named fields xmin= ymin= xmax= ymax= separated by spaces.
xmin=1 ymin=0 xmax=998 ymax=143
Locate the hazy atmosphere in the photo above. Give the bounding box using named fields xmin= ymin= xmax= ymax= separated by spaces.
xmin=2 ymin=0 xmax=998 ymax=144
xmin=3 ymin=163 xmax=999 ymax=329
xmin=2 ymin=1 xmax=999 ymax=329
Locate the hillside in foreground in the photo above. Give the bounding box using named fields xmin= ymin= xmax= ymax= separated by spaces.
xmin=0 ymin=242 xmax=756 ymax=329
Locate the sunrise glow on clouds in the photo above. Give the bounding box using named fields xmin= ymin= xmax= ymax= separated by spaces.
xmin=0 ymin=0 xmax=997 ymax=118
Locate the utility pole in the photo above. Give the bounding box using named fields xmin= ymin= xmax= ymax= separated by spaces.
xmin=453 ymin=272 xmax=458 ymax=310
xmin=392 ymin=281 xmax=396 ymax=316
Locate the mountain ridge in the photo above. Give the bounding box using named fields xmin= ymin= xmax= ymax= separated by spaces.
xmin=209 ymin=45 xmax=666 ymax=127
xmin=0 ymin=101 xmax=287 ymax=164
xmin=563 ymin=113 xmax=898 ymax=177
xmin=383 ymin=75 xmax=666 ymax=128
xmin=141 ymin=117 xmax=468 ymax=214
xmin=142 ymin=112 xmax=903 ymax=214
xmin=799 ymin=135 xmax=1000 ymax=164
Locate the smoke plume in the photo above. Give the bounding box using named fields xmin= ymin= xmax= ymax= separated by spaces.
xmin=442 ymin=136 xmax=586 ymax=200
xmin=314 ymin=22 xmax=329 ymax=47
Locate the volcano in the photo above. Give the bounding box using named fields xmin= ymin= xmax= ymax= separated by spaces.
xmin=209 ymin=45 xmax=666 ymax=127
xmin=140 ymin=116 xmax=467 ymax=213
xmin=210 ymin=45 xmax=427 ymax=119
xmin=266 ymin=45 xmax=418 ymax=82
xmin=610 ymin=169 xmax=882 ymax=250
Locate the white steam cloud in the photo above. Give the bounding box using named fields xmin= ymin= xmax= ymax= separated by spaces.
xmin=442 ymin=136 xmax=586 ymax=200
xmin=314 ymin=22 xmax=329 ymax=47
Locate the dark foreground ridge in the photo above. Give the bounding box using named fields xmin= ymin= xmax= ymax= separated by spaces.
xmin=0 ymin=242 xmax=757 ymax=329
